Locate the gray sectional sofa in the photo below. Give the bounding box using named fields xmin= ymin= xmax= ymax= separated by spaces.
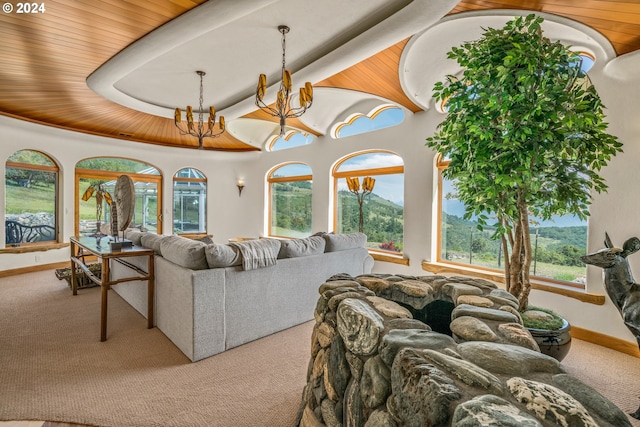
xmin=109 ymin=231 xmax=374 ymax=362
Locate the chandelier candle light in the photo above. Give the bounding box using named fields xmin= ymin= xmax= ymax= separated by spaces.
xmin=255 ymin=25 xmax=313 ymax=137
xmin=174 ymin=71 xmax=225 ymax=150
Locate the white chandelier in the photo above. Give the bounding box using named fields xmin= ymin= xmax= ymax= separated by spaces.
xmin=255 ymin=25 xmax=313 ymax=137
xmin=174 ymin=71 xmax=225 ymax=149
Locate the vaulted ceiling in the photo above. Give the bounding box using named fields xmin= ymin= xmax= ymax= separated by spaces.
xmin=1 ymin=0 xmax=639 ymax=152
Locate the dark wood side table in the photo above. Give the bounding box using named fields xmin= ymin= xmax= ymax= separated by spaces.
xmin=69 ymin=235 xmax=155 ymax=341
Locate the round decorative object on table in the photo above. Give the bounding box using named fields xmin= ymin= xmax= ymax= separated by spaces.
xmin=114 ymin=175 xmax=135 ymax=233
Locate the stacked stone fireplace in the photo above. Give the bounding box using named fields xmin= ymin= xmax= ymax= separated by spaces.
xmin=297 ymin=273 xmax=631 ymax=427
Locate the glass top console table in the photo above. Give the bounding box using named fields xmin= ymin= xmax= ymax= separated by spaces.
xmin=69 ymin=235 xmax=155 ymax=341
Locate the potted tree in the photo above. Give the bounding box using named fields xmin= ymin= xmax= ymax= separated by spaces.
xmin=426 ymin=14 xmax=622 ymax=357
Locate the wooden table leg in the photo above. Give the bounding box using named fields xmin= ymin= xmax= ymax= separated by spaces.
xmin=147 ymin=255 xmax=154 ymax=329
xmin=100 ymin=284 xmax=108 ymax=341
xmin=100 ymin=258 xmax=110 ymax=342
xmin=70 ymin=241 xmax=78 ymax=296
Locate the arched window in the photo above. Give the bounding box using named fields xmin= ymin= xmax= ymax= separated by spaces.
xmin=436 ymin=155 xmax=587 ymax=288
xmin=75 ymin=157 xmax=162 ymax=237
xmin=173 ymin=168 xmax=207 ymax=236
xmin=267 ymin=130 xmax=314 ymax=151
xmin=267 ymin=163 xmax=312 ymax=238
xmin=331 ymin=105 xmax=405 ymax=139
xmin=333 ymin=151 xmax=404 ymax=253
xmin=5 ymin=150 xmax=59 ymax=245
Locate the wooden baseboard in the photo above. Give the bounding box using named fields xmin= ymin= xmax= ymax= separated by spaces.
xmin=571 ymin=325 xmax=640 ymax=358
xmin=0 ymin=261 xmax=70 ymax=278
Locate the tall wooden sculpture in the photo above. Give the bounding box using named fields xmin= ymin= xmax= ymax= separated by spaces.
xmin=111 ymin=175 xmax=135 ymax=239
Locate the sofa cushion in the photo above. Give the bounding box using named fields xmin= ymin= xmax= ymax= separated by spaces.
xmin=124 ymin=229 xmax=146 ymax=246
xmin=205 ymin=243 xmax=242 ymax=268
xmin=140 ymin=233 xmax=165 ymax=254
xmin=278 ymin=236 xmax=326 ymax=259
xmin=196 ymin=235 xmax=214 ymax=244
xmin=160 ymin=235 xmax=209 ymax=270
xmin=323 ymin=232 xmax=367 ymax=252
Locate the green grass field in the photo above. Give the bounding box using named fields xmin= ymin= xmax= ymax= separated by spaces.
xmin=5 ymin=182 xmax=56 ymax=215
xmin=446 ymin=251 xmax=586 ymax=283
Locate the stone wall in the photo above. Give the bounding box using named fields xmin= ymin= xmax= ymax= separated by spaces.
xmin=297 ymin=273 xmax=631 ymax=427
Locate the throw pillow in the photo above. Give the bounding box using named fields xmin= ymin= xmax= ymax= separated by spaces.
xmin=160 ymin=235 xmax=209 ymax=270
xmin=278 ymin=236 xmax=326 ymax=258
xmin=204 ymin=243 xmax=242 ymax=268
xmin=323 ymin=232 xmax=367 ymax=252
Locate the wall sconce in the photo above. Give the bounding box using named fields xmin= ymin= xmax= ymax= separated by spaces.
xmin=237 ymin=179 xmax=245 ymax=196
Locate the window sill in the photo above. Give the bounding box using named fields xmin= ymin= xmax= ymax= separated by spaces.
xmin=0 ymin=242 xmax=69 ymax=254
xmin=370 ymin=251 xmax=410 ymax=266
xmin=421 ymin=260 xmax=605 ymax=305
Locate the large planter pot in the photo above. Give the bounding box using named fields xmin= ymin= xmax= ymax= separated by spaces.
xmin=527 ymin=318 xmax=572 ymax=361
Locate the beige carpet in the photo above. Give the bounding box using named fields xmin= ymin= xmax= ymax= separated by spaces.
xmin=0 ymin=270 xmax=311 ymax=427
xmin=1 ymin=270 xmax=640 ymax=427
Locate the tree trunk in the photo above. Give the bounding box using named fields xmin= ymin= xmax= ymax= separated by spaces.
xmin=504 ymin=200 xmax=533 ymax=311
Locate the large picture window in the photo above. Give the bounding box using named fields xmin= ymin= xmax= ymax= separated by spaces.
xmin=5 ymin=150 xmax=59 ymax=245
xmin=437 ymin=157 xmax=587 ymax=287
xmin=333 ymin=151 xmax=404 ymax=253
xmin=173 ymin=168 xmax=207 ymax=235
xmin=268 ymin=163 xmax=312 ymax=238
xmin=75 ymin=157 xmax=162 ymax=237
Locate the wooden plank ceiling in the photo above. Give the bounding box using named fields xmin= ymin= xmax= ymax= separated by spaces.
xmin=1 ymin=0 xmax=639 ymax=151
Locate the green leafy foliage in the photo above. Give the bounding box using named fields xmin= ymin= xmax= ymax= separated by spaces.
xmin=426 ymin=14 xmax=622 ymax=309
xmin=76 ymin=158 xmax=154 ymax=173
xmin=272 ymin=181 xmax=313 ymax=235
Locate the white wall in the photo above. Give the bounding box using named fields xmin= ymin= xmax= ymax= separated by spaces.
xmin=2 ymin=50 xmax=640 ymax=344
xmin=0 ymin=116 xmax=260 ymax=270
